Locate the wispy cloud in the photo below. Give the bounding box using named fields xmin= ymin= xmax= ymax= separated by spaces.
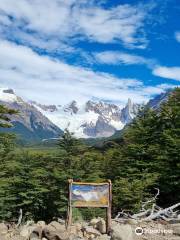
xmin=0 ymin=0 xmax=153 ymax=50
xmin=94 ymin=51 xmax=156 ymax=67
xmin=0 ymin=39 xmax=173 ymax=105
xmin=175 ymin=31 xmax=180 ymax=42
xmin=152 ymin=66 xmax=180 ymax=81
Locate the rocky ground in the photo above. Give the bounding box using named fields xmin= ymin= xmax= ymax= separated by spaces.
xmin=0 ymin=217 xmax=180 ymax=240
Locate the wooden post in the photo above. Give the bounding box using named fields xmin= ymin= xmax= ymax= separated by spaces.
xmin=66 ymin=179 xmax=73 ymax=230
xmin=106 ymin=180 xmax=112 ymax=234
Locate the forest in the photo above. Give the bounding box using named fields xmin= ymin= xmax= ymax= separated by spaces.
xmin=0 ymin=88 xmax=179 ymax=222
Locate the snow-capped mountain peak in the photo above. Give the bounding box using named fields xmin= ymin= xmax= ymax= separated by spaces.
xmin=0 ymin=88 xmax=21 ymax=103
xmin=121 ymin=98 xmax=139 ymax=124
xmin=31 ymin=99 xmax=139 ymax=138
xmin=63 ymin=100 xmax=79 ymax=114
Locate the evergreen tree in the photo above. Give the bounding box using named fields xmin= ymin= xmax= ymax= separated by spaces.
xmin=156 ymin=88 xmax=180 ymax=205
xmin=0 ymin=104 xmax=17 ymax=219
xmin=0 ymin=105 xmax=17 ymax=155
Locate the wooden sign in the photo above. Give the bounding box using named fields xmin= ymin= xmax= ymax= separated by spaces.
xmin=67 ymin=180 xmax=112 ymax=233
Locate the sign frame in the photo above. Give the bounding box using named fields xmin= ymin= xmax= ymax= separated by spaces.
xmin=66 ymin=179 xmax=112 ymax=233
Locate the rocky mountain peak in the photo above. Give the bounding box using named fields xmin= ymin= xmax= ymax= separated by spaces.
xmin=85 ymin=100 xmax=119 ymax=115
xmin=30 ymin=101 xmax=58 ymax=112
xmin=2 ymin=88 xmax=15 ymax=94
xmin=121 ymin=98 xmax=139 ymax=124
xmin=64 ymin=100 xmax=78 ymax=114
xmin=0 ymin=88 xmax=22 ymax=103
xmin=85 ymin=100 xmax=96 ymax=112
xmin=147 ymin=90 xmax=172 ymax=110
xmin=127 ymin=98 xmax=132 ymax=108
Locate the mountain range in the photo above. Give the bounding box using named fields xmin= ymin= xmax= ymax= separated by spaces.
xmin=30 ymin=98 xmax=139 ymax=138
xmin=0 ymin=88 xmax=171 ymax=142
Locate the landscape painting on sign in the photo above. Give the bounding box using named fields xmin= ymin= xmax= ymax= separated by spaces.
xmin=71 ymin=184 xmax=109 ymax=207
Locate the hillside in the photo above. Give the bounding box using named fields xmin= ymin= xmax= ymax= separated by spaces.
xmin=0 ymin=88 xmax=63 ymax=142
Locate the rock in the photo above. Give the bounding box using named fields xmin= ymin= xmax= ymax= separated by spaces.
xmin=96 ymin=218 xmax=106 ymax=234
xmin=125 ymin=219 xmax=138 ymax=225
xmin=37 ymin=221 xmax=46 ymax=227
xmin=69 ymin=225 xmax=78 ymax=236
xmin=74 ymin=223 xmax=82 ymax=232
xmin=70 ymin=237 xmax=84 ymax=240
xmin=26 ymin=220 xmax=35 ymax=226
xmin=57 ymin=219 xmax=66 ymax=225
xmin=48 ymin=221 xmax=66 ymax=232
xmin=30 ymin=226 xmax=43 ymax=239
xmin=69 ymin=223 xmax=84 ymax=239
xmin=98 ymin=234 xmax=110 ymax=240
xmin=82 ymin=226 xmax=101 ymax=237
xmin=90 ymin=218 xmax=106 ymax=234
xmin=0 ymin=235 xmax=7 ymax=240
xmin=43 ymin=226 xmax=69 ymax=240
xmin=20 ymin=225 xmax=36 ymax=238
xmin=111 ymin=224 xmax=134 ymax=240
xmin=90 ymin=218 xmax=99 ymax=227
xmin=11 ymin=237 xmax=25 ymax=240
xmin=169 ymin=219 xmax=180 ymax=224
xmin=42 ymin=228 xmax=68 ymax=240
xmin=0 ymin=223 xmax=8 ymax=235
xmin=170 ymin=223 xmax=180 ymax=236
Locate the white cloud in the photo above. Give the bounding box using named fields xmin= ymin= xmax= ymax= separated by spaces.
xmin=175 ymin=31 xmax=180 ymax=42
xmin=72 ymin=4 xmax=147 ymax=47
xmin=141 ymin=83 xmax=178 ymax=95
xmin=153 ymin=66 xmax=180 ymax=81
xmin=0 ymin=39 xmax=173 ymax=105
xmin=94 ymin=51 xmax=155 ymax=67
xmin=12 ymin=31 xmax=75 ymax=53
xmin=0 ymin=0 xmax=151 ymax=49
xmin=0 ymin=1 xmax=177 ymax=108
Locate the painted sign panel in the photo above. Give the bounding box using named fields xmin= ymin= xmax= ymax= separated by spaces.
xmin=71 ymin=183 xmax=109 ymax=207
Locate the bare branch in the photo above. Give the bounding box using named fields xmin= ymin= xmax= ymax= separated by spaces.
xmin=16 ymin=209 xmax=23 ymax=228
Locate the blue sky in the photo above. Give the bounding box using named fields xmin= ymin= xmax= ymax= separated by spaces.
xmin=0 ymin=0 xmax=179 ymax=105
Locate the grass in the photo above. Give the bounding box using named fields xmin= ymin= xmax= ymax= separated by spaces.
xmin=14 ymin=145 xmax=60 ymax=155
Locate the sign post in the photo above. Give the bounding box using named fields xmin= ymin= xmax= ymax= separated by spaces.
xmin=67 ymin=179 xmax=112 ymax=233
xmin=106 ymin=180 xmax=112 ymax=233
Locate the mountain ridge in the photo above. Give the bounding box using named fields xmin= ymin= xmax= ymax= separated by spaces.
xmin=31 ymin=98 xmax=140 ymax=138
xmin=0 ymin=88 xmax=63 ymax=142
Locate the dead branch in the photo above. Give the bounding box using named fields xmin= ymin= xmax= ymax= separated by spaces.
xmin=16 ymin=209 xmax=23 ymax=228
xmin=114 ymin=189 xmax=180 ymax=223
xmin=141 ymin=188 xmax=160 ymax=211
xmin=142 ymin=202 xmax=180 ymax=221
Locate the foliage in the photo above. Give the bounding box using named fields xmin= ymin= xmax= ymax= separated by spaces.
xmin=0 ymin=105 xmax=17 ymax=156
xmin=0 ymin=104 xmax=17 ymax=219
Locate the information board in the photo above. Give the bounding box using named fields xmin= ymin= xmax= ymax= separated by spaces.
xmin=71 ymin=182 xmax=109 ymax=207
xmin=67 ymin=180 xmax=112 ymax=233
